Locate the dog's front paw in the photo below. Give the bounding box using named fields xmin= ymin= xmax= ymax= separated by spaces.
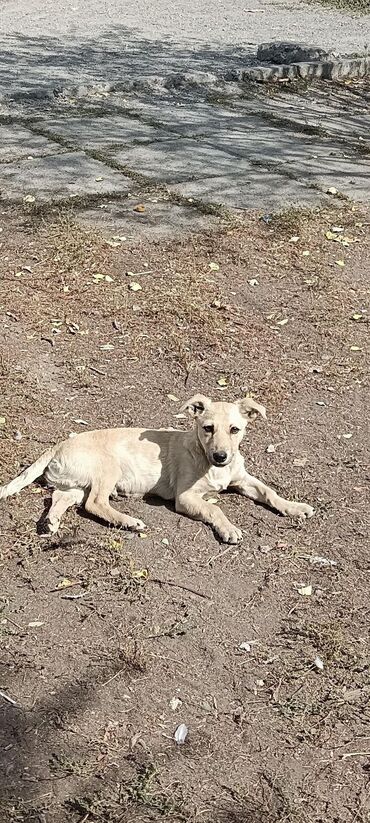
xmin=46 ymin=515 xmax=60 ymax=534
xmin=219 ymin=524 xmax=243 ymax=544
xmin=126 ymin=516 xmax=147 ymax=532
xmin=286 ymin=502 xmax=314 ymax=520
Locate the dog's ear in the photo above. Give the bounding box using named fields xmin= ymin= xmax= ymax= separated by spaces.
xmin=237 ymin=396 xmax=267 ymax=421
xmin=180 ymin=394 xmax=212 ymax=419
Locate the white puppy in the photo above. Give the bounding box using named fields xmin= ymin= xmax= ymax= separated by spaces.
xmin=0 ymin=395 xmax=314 ymax=543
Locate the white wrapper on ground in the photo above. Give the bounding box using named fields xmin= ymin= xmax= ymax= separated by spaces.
xmin=174 ymin=723 xmax=188 ymax=744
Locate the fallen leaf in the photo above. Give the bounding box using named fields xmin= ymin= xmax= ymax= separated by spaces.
xmin=350 ymin=345 xmax=361 ymax=352
xmin=331 ymin=226 xmax=344 ymax=233
xmin=352 ymin=313 xmax=362 ymax=320
xmin=105 ymin=240 xmax=121 ymax=248
xmin=277 ymin=318 xmax=289 ymax=326
xmin=28 ymin=621 xmax=44 ymax=628
xmin=211 ymin=297 xmax=222 ymax=307
xmin=139 ymin=533 xmax=148 ymax=539
xmin=298 ymin=585 xmax=312 ymax=596
xmin=0 ymin=417 xmax=5 ymax=426
xmin=217 ymin=377 xmax=227 ymax=387
xmin=314 ymin=656 xmax=324 ymax=670
xmin=342 ymin=433 xmax=353 ymax=439
xmin=248 ymin=278 xmax=259 ymax=286
xmin=105 ymin=275 xmax=114 ymax=283
xmin=112 ymin=235 xmax=127 ymax=241
xmin=133 ymin=204 xmax=146 ymax=213
xmin=131 ymin=567 xmax=148 ymax=578
xmin=209 ymin=262 xmax=220 ymax=271
xmin=99 ymin=343 xmax=114 ymax=351
xmin=57 ymin=578 xmax=74 ymax=590
xmin=170 ymin=697 xmax=182 ymax=711
xmin=161 ymin=538 xmax=169 ymax=546
xmin=95 ymin=176 xmax=103 ymax=182
xmin=325 ymin=230 xmax=337 ymax=240
xmin=316 ymin=401 xmax=326 ymax=406
xmin=266 ymin=444 xmax=275 ymax=454
xmin=167 ymin=393 xmax=179 ymax=402
xmin=259 ymin=544 xmax=273 ymax=554
xmin=174 ymin=723 xmax=188 ymax=744
xmin=129 ymin=282 xmax=142 ymax=292
xmin=335 ymin=260 xmax=345 ymax=267
xmin=293 ymin=457 xmax=307 ymax=467
xmin=302 ymin=250 xmax=310 ymax=257
xmin=174 ymin=412 xmax=187 ymax=419
xmin=239 ymin=642 xmax=251 ymax=652
xmin=23 ymin=195 xmax=36 ymax=203
xmin=310 ymin=555 xmax=337 ymax=567
xmin=289 ymin=236 xmax=300 ymax=243
xmin=207 ymin=497 xmax=219 ymax=504
xmin=327 ymin=186 xmax=338 ymax=195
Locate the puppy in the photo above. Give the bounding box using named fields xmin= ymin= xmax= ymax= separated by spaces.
xmin=0 ymin=395 xmax=314 ymax=543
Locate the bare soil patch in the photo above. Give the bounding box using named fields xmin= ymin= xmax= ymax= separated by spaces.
xmin=0 ymin=202 xmax=369 ymax=822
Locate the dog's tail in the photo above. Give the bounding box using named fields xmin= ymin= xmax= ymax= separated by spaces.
xmin=0 ymin=446 xmax=57 ymax=500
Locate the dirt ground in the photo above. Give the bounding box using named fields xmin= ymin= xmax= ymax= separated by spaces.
xmin=0 ymin=200 xmax=369 ymax=823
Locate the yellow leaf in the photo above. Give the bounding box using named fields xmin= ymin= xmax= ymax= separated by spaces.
xmin=335 ymin=260 xmax=345 ymax=267
xmin=217 ymin=376 xmax=227 ymax=386
xmin=277 ymin=318 xmax=289 ymax=326
xmin=209 ymin=262 xmax=220 ymax=271
xmin=352 ymin=313 xmax=362 ymax=321
xmin=167 ymin=393 xmax=179 ymax=402
xmin=57 ymin=578 xmax=74 ymax=589
xmin=129 ymin=282 xmax=142 ymax=292
xmin=105 ymin=275 xmax=114 ymax=283
xmin=302 ymin=250 xmax=310 ymax=257
xmin=131 ymin=567 xmax=149 ymax=578
xmin=0 ymin=417 xmax=5 ymax=425
xmin=350 ymin=345 xmax=361 ymax=352
xmin=298 ymin=585 xmax=312 ymax=596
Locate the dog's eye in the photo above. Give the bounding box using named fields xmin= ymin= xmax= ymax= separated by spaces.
xmin=230 ymin=426 xmax=240 ymax=434
xmin=203 ymin=425 xmax=214 ymax=434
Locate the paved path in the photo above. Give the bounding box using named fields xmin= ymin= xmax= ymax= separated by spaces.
xmin=0 ymin=1 xmax=370 ymax=236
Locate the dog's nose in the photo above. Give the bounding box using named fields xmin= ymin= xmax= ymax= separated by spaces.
xmin=213 ymin=450 xmax=228 ymax=465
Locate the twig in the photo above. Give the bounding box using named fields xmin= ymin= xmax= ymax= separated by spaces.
xmin=4 ymin=615 xmax=25 ymax=631
xmin=341 ymin=751 xmax=370 ymax=760
xmin=0 ymin=689 xmax=17 ymax=706
xmin=88 ymin=365 xmax=107 ymax=377
xmin=100 ymin=667 xmax=126 ymax=689
xmin=150 ymin=577 xmax=211 ymax=600
xmin=208 ymin=544 xmax=235 ymax=564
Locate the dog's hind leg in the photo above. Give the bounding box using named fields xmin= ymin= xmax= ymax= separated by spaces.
xmin=84 ymin=466 xmax=146 ymax=531
xmin=46 ymin=488 xmax=85 ymax=534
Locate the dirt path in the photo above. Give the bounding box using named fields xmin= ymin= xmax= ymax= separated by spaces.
xmin=0 ymin=202 xmax=369 ymax=822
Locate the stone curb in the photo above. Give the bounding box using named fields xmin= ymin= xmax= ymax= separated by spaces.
xmin=2 ymin=54 xmax=369 ymax=104
xmin=227 ymin=55 xmax=370 ymax=83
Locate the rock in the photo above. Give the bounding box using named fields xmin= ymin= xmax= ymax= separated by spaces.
xmin=257 ymin=42 xmax=335 ymax=65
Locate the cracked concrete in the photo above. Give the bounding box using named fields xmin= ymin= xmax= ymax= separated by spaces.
xmin=0 ymin=10 xmax=369 ymax=235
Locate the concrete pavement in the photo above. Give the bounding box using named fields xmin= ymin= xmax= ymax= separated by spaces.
xmin=0 ymin=1 xmax=369 ymax=235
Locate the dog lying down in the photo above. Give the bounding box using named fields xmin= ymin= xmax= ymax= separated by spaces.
xmin=0 ymin=395 xmax=314 ymax=544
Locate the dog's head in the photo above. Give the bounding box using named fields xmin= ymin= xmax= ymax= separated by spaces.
xmin=180 ymin=394 xmax=266 ymax=467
